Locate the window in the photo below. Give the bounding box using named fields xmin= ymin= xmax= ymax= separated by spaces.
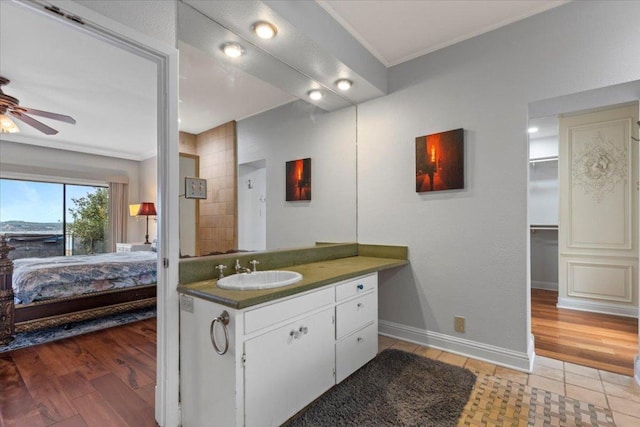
xmin=0 ymin=178 xmax=109 ymax=259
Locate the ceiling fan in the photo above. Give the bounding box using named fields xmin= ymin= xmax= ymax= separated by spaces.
xmin=0 ymin=76 xmax=76 ymax=135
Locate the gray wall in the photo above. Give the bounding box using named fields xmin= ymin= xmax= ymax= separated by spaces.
xmin=237 ymin=101 xmax=357 ymax=250
xmin=357 ymin=1 xmax=640 ymax=366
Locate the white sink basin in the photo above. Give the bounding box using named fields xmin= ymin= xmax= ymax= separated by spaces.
xmin=217 ymin=270 xmax=303 ymax=290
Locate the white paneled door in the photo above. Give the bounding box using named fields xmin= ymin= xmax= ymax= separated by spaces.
xmin=559 ymin=104 xmax=639 ymax=316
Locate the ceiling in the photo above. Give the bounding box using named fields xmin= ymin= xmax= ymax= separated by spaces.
xmin=0 ymin=0 xmax=567 ymax=161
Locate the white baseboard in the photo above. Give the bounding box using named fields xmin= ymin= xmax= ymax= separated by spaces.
xmin=379 ymin=320 xmax=533 ymax=372
xmin=531 ymin=280 xmax=558 ymax=291
xmin=557 ymin=297 xmax=638 ymax=318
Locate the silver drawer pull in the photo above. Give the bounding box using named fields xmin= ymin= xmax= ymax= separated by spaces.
xmin=357 ymin=337 xmax=364 ymax=343
xmin=357 ymin=303 xmax=364 ymax=309
xmin=299 ymin=326 xmax=308 ymax=335
xmin=210 ymin=311 xmax=230 ymax=355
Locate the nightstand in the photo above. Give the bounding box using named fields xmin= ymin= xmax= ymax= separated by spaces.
xmin=116 ymin=243 xmax=152 ymax=252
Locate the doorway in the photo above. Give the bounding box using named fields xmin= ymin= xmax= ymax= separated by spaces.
xmin=238 ymin=160 xmax=267 ymax=251
xmin=529 ymin=97 xmax=640 ymax=377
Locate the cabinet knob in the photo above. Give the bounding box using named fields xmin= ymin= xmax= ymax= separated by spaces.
xmin=299 ymin=326 xmax=308 ymax=335
xmin=357 ymin=337 xmax=364 ymax=343
xmin=357 ymin=303 xmax=364 ymax=309
xmin=357 ymin=284 xmax=364 ymax=290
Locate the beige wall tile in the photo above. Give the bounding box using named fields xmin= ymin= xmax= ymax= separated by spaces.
xmin=565 ymin=372 xmax=603 ymax=393
xmin=600 ymin=370 xmax=638 ymax=388
xmin=564 ymin=362 xmax=600 ymax=379
xmin=528 ymin=375 xmax=565 ymax=396
xmin=603 ymin=382 xmax=640 ymax=403
xmin=464 ymin=358 xmax=496 ymax=375
xmin=534 ymin=355 xmax=564 ymax=371
xmin=494 ymin=366 xmax=529 ymax=384
xmin=609 ymin=395 xmax=640 ymax=418
xmin=437 ymin=352 xmax=467 ymax=367
xmin=565 ymin=384 xmax=608 ymax=408
xmin=612 ymin=411 xmax=640 ymax=427
xmin=390 ymin=340 xmax=419 ymax=353
xmin=414 ymin=346 xmax=442 ymax=360
xmin=532 ymin=364 xmax=564 ymax=382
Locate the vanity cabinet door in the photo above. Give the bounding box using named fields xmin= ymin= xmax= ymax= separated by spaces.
xmin=244 ymin=308 xmax=335 ymax=427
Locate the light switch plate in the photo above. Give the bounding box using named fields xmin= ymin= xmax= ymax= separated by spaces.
xmin=180 ymin=295 xmax=194 ymax=313
xmin=185 ymin=177 xmax=207 ymax=199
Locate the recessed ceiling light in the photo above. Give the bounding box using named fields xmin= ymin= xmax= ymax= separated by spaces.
xmin=527 ymin=127 xmax=539 ymax=134
xmin=336 ymin=79 xmax=353 ymax=91
xmin=222 ymin=42 xmax=244 ymax=58
xmin=253 ymin=21 xmax=277 ymax=39
xmin=308 ymin=90 xmax=323 ymax=101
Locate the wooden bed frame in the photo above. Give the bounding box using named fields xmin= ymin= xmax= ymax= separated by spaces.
xmin=0 ymin=236 xmax=156 ymax=343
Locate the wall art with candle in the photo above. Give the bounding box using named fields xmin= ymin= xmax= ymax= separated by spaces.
xmin=286 ymin=157 xmax=312 ymax=201
xmin=415 ymin=128 xmax=464 ymax=193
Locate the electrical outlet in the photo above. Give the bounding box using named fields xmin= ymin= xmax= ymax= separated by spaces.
xmin=454 ymin=316 xmax=465 ymax=333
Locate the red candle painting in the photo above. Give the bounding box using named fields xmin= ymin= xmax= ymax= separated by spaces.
xmin=286 ymin=158 xmax=311 ymax=201
xmin=415 ymin=128 xmax=464 ymax=192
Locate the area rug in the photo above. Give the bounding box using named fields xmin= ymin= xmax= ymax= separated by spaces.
xmin=286 ymin=348 xmax=477 ymax=426
xmin=460 ymin=373 xmax=615 ymax=427
xmin=0 ymin=306 xmax=156 ymax=353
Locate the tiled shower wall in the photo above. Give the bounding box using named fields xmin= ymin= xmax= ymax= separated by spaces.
xmin=179 ymin=121 xmax=237 ymax=255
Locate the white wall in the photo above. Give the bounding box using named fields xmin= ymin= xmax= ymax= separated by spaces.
xmin=238 ymin=163 xmax=267 ymax=251
xmin=358 ymin=1 xmax=640 ymax=369
xmin=237 ymin=101 xmax=357 ymax=250
xmin=140 ymin=156 xmax=158 ymax=243
xmin=0 ymin=140 xmax=144 ymax=243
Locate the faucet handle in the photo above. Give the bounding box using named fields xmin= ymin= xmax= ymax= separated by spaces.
xmin=249 ymin=260 xmax=260 ymax=272
xmin=215 ymin=264 xmax=227 ymax=279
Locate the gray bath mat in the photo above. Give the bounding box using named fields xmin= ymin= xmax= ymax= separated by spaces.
xmin=286 ymin=348 xmax=476 ymax=426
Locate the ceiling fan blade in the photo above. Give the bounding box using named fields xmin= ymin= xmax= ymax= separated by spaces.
xmin=19 ymin=107 xmax=76 ymax=124
xmin=9 ymin=111 xmax=58 ymax=135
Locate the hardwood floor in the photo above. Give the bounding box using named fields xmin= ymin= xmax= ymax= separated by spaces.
xmin=532 ymin=288 xmax=638 ymax=376
xmin=0 ymin=318 xmax=158 ymax=427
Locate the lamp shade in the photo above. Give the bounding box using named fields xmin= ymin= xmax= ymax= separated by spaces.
xmin=137 ymin=202 xmax=157 ymax=216
xmin=129 ymin=204 xmax=141 ymax=217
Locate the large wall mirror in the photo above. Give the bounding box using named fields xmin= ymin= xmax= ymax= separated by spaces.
xmin=177 ymin=2 xmax=357 ymax=256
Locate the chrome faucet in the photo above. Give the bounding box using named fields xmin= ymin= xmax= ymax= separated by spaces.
xmin=235 ymin=259 xmax=251 ymax=274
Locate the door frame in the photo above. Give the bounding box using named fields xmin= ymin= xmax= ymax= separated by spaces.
xmin=527 ymin=80 xmax=640 ymax=385
xmin=17 ymin=1 xmax=180 ymax=424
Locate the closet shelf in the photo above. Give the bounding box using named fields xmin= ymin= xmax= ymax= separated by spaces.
xmin=530 ymin=225 xmax=558 ymax=231
xmin=529 ymin=156 xmax=558 ymax=164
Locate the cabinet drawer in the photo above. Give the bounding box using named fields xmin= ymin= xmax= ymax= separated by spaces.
xmin=335 ymin=322 xmax=378 ymax=383
xmin=244 ymin=287 xmax=333 ymax=334
xmin=336 ymin=292 xmax=377 ymax=339
xmin=335 ymin=274 xmax=377 ymax=302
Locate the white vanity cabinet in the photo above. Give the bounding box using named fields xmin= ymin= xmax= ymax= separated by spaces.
xmin=179 ymin=273 xmax=378 ymax=427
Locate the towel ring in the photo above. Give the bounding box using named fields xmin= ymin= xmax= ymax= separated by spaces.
xmin=210 ymin=310 xmax=230 ymax=355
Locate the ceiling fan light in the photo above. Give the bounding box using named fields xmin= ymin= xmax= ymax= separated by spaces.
xmin=336 ymin=79 xmax=353 ymax=91
xmin=0 ymin=114 xmax=19 ymax=133
xmin=222 ymin=42 xmax=244 ymax=58
xmin=253 ymin=21 xmax=277 ymax=39
xmin=308 ymin=90 xmax=323 ymax=101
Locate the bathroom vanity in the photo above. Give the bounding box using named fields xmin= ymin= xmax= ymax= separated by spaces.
xmin=177 ymin=243 xmax=408 ymax=427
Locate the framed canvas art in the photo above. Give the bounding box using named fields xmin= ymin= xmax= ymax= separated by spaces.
xmin=415 ymin=128 xmax=464 ymax=192
xmin=286 ymin=158 xmax=311 ymax=201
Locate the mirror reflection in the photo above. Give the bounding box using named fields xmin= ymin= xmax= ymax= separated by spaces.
xmin=178 ymin=36 xmax=357 ymax=256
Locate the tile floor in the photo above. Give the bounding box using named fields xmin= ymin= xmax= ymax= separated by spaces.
xmin=379 ymin=335 xmax=640 ymax=427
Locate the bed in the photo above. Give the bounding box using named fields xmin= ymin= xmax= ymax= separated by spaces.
xmin=0 ymin=241 xmax=157 ymax=336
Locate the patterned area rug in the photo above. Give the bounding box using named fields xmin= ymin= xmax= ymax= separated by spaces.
xmin=459 ymin=373 xmax=615 ymax=427
xmin=0 ymin=306 xmax=156 ymax=353
xmin=287 ymin=349 xmax=477 ymax=426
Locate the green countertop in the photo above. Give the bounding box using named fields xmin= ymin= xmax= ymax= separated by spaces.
xmin=177 ymin=255 xmax=408 ymax=309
